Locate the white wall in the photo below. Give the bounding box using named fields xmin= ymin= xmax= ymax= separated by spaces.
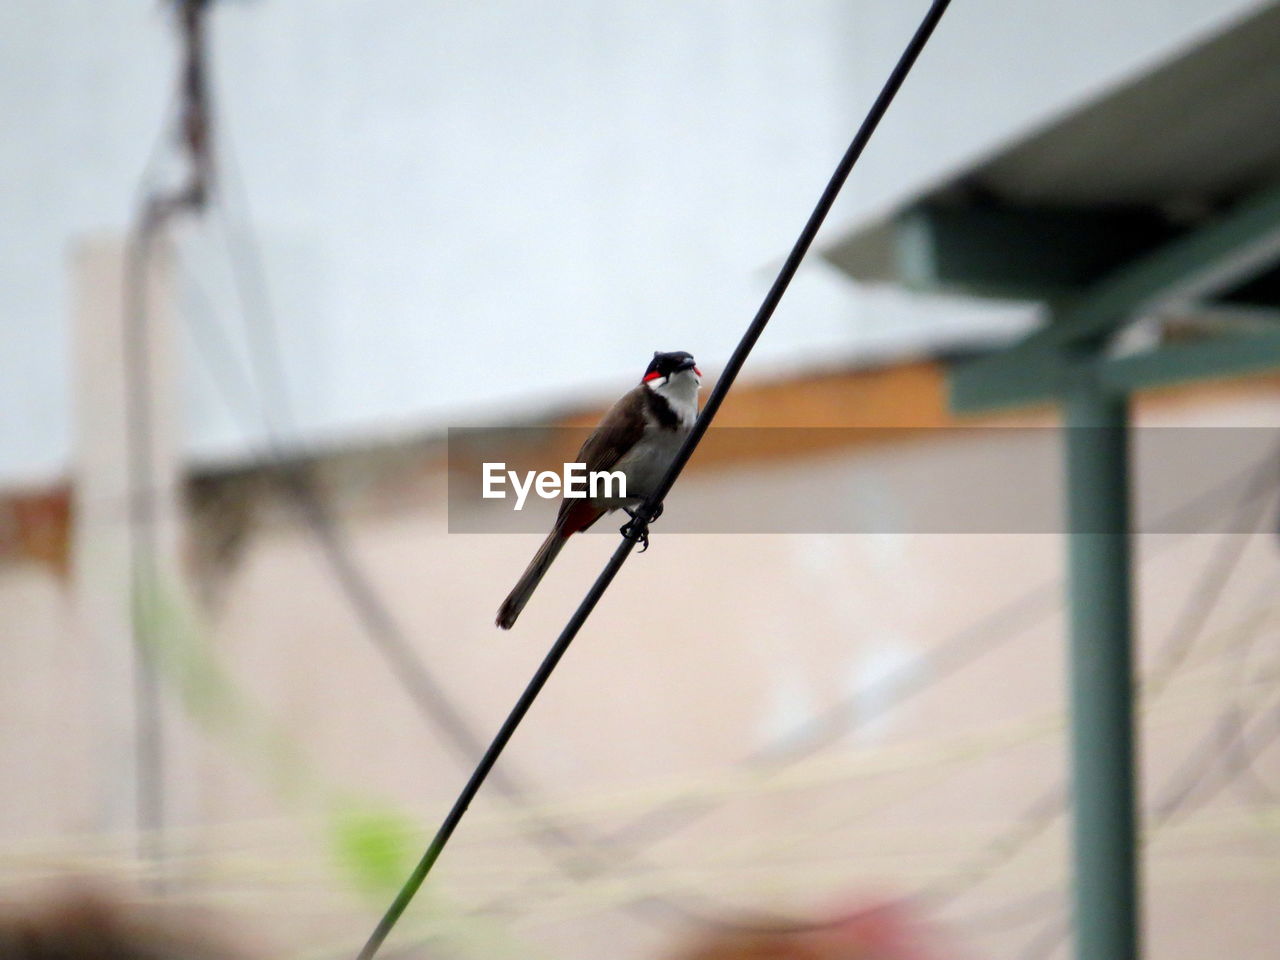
xmin=1 ymin=0 xmax=1272 ymax=484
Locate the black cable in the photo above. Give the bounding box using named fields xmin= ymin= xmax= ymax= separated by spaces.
xmin=353 ymin=3 xmax=954 ymax=957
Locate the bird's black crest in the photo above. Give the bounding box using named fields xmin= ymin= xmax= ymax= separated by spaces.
xmin=643 ymin=350 xmax=697 ymax=379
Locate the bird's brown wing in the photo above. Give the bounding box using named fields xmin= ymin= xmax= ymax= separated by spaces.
xmin=575 ymin=386 xmax=648 ymax=473
xmin=554 ymin=386 xmax=647 ymax=530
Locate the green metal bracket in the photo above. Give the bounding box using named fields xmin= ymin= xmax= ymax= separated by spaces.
xmin=893 ymin=203 xmax=1171 ymax=300
xmin=950 ymin=327 xmax=1280 ymax=411
xmin=948 ymin=179 xmax=1280 ymax=413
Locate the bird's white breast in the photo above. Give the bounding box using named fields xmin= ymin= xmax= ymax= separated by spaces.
xmin=648 ymin=368 xmax=701 ymax=426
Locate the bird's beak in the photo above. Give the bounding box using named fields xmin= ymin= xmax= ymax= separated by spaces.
xmin=676 ymin=357 xmax=698 ymax=373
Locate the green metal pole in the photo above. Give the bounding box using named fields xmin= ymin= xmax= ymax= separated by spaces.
xmin=1063 ymin=369 xmax=1139 ymax=960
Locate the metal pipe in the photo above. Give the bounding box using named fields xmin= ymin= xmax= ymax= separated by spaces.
xmin=1062 ymin=370 xmax=1139 ymax=960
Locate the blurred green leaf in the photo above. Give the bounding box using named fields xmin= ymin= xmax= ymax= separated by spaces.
xmin=330 ymin=803 xmax=419 ymax=896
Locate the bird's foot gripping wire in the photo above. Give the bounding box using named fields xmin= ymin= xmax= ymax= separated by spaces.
xmin=620 ymin=516 xmax=650 ymax=552
xmin=621 ymin=504 xmax=662 ymax=553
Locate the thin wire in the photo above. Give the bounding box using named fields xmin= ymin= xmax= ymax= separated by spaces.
xmin=914 ymin=471 xmax=1277 ymax=914
xmin=353 ymin=3 xmax=954 ymax=957
xmin=594 ymin=440 xmax=1274 ymax=856
xmin=603 ymin=586 xmax=1054 ymax=853
xmin=394 ymin=456 xmax=1272 ymax=953
xmin=1215 ymin=613 xmax=1280 ymax=808
xmin=1001 ymin=555 xmax=1280 ymax=960
xmin=1012 ymin=689 xmax=1280 ymax=960
xmin=1151 ymin=615 xmax=1280 ymax=826
xmin=206 ymin=125 xmax=578 ymax=808
xmin=525 ymin=454 xmax=1274 ymax=930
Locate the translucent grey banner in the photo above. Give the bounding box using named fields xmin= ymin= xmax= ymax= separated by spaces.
xmin=446 ymin=427 xmax=1279 ymax=534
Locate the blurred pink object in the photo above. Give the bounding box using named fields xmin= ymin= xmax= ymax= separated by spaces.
xmin=666 ymin=896 xmax=953 ymax=960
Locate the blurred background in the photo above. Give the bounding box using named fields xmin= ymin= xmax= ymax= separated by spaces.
xmin=4 ymin=1 xmax=1280 ymax=958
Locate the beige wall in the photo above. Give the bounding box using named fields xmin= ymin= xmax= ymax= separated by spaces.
xmin=2 ymin=384 xmax=1279 ymax=960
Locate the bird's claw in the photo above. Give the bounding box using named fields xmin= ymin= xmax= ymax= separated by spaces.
xmin=621 ymin=516 xmax=650 ymax=552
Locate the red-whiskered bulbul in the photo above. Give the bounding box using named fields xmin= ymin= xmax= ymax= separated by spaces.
xmin=496 ymin=350 xmax=703 ymax=629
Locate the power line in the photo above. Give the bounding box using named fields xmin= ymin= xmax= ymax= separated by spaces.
xmin=1012 ymin=686 xmax=1280 ymax=960
xmin=914 ymin=473 xmax=1277 ymax=917
xmin=352 ymin=3 xmax=955 ymax=957
xmin=1003 ymin=547 xmax=1280 ymax=960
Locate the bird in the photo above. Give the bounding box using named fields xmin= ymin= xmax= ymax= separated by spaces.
xmin=496 ymin=350 xmax=702 ymax=629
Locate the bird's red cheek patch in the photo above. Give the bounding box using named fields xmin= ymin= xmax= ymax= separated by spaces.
xmin=643 ymin=371 xmax=664 ymax=382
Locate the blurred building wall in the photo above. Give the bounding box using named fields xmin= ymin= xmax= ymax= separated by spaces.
xmin=1 ymin=0 xmax=1273 ymax=484
xmin=2 ymin=370 xmax=1278 ymax=960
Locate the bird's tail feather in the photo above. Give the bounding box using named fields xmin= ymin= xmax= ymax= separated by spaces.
xmin=496 ymin=529 xmax=568 ymax=630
